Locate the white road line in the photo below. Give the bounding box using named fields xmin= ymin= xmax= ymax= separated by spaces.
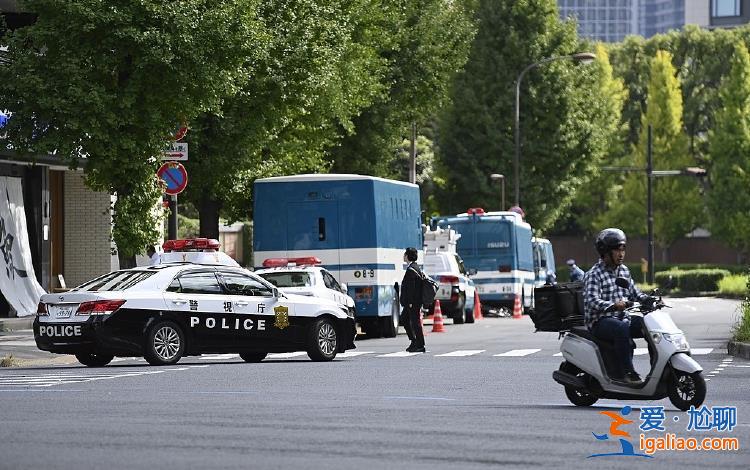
xmin=0 ymin=340 xmax=37 ymax=346
xmin=199 ymin=354 xmax=239 ymax=360
xmin=634 ymin=348 xmax=649 ymax=356
xmin=435 ymin=350 xmax=485 ymax=357
xmin=378 ymin=351 xmax=422 ymax=357
xmin=266 ymin=352 xmax=307 ymax=359
xmin=493 ymin=349 xmax=541 ymax=357
xmin=691 ymin=348 xmax=713 ymax=355
xmin=336 ymin=351 xmax=374 ymax=358
xmin=553 ymin=352 xmax=562 ymax=357
xmin=729 ymin=365 xmax=750 ymax=368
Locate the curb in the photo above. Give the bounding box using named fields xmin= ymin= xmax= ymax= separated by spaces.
xmin=727 ymin=341 xmax=750 ymax=360
xmin=0 ymin=316 xmax=34 ymax=332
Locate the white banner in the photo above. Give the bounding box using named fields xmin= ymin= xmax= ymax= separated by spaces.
xmin=0 ymin=177 xmax=47 ymax=316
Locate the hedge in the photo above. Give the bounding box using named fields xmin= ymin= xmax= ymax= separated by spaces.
xmin=654 ymin=269 xmax=732 ymax=292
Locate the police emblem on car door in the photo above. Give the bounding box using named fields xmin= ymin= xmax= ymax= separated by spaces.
xmin=273 ymin=306 xmax=289 ymax=329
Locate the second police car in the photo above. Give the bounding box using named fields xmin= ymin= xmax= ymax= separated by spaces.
xmin=254 ymin=257 xmax=356 ymax=316
xmin=34 ymin=239 xmax=356 ymax=367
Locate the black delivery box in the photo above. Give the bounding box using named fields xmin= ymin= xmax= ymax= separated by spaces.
xmin=530 ymin=281 xmax=585 ymax=332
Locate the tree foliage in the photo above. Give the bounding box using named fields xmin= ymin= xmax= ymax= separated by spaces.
xmin=328 ymin=0 xmax=476 ymax=178
xmin=0 ymin=0 xmax=260 ymax=262
xmin=598 ymin=50 xmax=700 ymax=248
xmin=707 ymin=43 xmax=750 ymax=255
xmin=436 ymin=0 xmax=622 ymax=232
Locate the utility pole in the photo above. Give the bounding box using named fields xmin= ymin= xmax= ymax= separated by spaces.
xmin=647 ymin=125 xmax=654 ymax=284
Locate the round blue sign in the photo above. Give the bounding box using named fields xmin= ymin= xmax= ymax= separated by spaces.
xmin=157 ymin=162 xmax=188 ymax=195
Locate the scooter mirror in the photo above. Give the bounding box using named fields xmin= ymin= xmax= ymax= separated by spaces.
xmin=615 ymin=277 xmax=630 ymax=289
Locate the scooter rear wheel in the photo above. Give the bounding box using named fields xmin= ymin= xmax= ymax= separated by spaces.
xmin=667 ymin=370 xmax=706 ymax=411
xmin=560 ymin=362 xmax=598 ymax=407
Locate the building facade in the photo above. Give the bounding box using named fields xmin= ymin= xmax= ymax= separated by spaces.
xmin=709 ymin=0 xmax=750 ymax=27
xmin=558 ymin=0 xmax=707 ymax=42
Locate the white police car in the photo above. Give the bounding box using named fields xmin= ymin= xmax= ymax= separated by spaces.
xmin=254 ymin=257 xmax=356 ymax=315
xmin=34 ymin=239 xmax=356 ymax=367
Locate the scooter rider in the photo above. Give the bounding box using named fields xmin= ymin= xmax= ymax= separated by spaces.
xmin=583 ymin=228 xmax=655 ymax=386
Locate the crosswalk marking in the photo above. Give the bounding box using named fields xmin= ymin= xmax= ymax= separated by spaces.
xmin=267 ymin=352 xmax=307 ymax=359
xmin=337 ymin=351 xmax=374 ymax=358
xmin=199 ymin=354 xmax=239 ymax=361
xmin=0 ymin=368 xmax=182 ymax=388
xmin=493 ymin=349 xmax=541 ymax=357
xmin=377 ymin=351 xmax=422 ymax=357
xmin=436 ymin=350 xmax=485 ymax=357
xmin=690 ymin=348 xmax=713 ymax=355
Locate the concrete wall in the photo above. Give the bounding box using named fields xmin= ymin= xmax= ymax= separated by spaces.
xmin=685 ymin=0 xmax=710 ymax=26
xmin=63 ymin=172 xmax=112 ymax=286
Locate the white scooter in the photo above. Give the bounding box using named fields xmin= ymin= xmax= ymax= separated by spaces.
xmin=553 ymin=277 xmax=706 ymax=411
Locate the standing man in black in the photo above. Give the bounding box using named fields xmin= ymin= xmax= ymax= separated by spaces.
xmin=400 ymin=247 xmax=425 ymax=353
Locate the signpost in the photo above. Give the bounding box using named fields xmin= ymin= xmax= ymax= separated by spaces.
xmin=157 ymin=162 xmax=188 ymax=240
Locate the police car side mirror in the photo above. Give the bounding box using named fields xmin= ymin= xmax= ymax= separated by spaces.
xmin=340 ymin=283 xmax=348 ymax=293
xmin=468 ymin=268 xmax=477 ymax=276
xmin=272 ymin=287 xmax=280 ymax=298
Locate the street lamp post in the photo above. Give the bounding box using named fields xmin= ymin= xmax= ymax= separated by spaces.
xmin=490 ymin=173 xmax=505 ymax=210
xmin=514 ymin=52 xmax=596 ymax=207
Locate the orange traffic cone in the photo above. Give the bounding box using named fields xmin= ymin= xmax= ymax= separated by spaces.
xmin=473 ymin=290 xmax=483 ymax=320
xmin=512 ymin=294 xmax=523 ymax=319
xmin=432 ymin=300 xmax=446 ymax=332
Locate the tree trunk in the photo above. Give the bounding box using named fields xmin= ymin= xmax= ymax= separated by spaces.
xmin=199 ymin=197 xmax=221 ymax=240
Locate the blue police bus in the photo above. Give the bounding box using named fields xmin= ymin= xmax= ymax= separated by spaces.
xmin=253 ymin=174 xmax=422 ymax=337
xmin=431 ymin=208 xmax=535 ymax=315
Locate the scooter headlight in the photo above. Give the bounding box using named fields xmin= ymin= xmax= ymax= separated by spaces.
xmin=650 ymin=332 xmax=662 ymax=344
xmin=663 ymin=333 xmax=689 ymax=351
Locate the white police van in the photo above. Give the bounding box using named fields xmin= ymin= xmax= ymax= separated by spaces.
xmin=34 ymin=239 xmax=356 ymax=366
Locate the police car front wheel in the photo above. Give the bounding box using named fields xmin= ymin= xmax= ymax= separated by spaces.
xmin=75 ymin=352 xmax=114 ymax=367
xmin=307 ymin=318 xmax=338 ymax=362
xmin=145 ymin=320 xmax=185 ymax=366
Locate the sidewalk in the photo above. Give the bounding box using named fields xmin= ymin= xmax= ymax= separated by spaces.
xmin=0 ymin=316 xmax=34 ymax=332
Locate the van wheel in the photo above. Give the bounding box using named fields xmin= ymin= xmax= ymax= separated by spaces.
xmin=307 ymin=318 xmax=338 ymax=361
xmin=144 ymin=320 xmax=185 ymax=366
xmin=75 ymin=352 xmax=114 ymax=367
xmin=380 ymin=296 xmax=400 ymax=338
xmin=240 ymin=352 xmax=267 ymax=363
xmin=452 ymin=293 xmax=466 ymax=324
xmin=465 ymin=306 xmax=475 ymax=324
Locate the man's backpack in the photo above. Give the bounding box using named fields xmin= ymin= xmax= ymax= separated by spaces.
xmin=420 ymin=272 xmax=440 ymax=309
xmin=408 ymin=265 xmax=439 ymax=309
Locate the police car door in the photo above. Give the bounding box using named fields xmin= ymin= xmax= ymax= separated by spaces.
xmin=164 ymin=269 xmax=228 ymax=349
xmin=217 ymin=270 xmax=277 ymax=344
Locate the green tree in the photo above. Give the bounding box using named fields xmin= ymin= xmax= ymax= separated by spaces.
xmin=599 ymin=50 xmax=700 ymax=251
xmin=328 ymin=0 xmax=476 ymax=178
xmin=707 ymin=43 xmax=750 ymax=256
xmin=182 ymin=0 xmax=389 ymax=237
xmin=0 ymin=0 xmax=260 ymax=266
xmin=437 ymin=0 xmax=620 ymax=232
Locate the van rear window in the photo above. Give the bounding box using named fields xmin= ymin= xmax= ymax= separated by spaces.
xmin=73 ymin=271 xmax=156 ymax=292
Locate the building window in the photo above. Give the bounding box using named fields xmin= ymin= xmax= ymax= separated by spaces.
xmin=712 ymin=0 xmax=741 ymax=17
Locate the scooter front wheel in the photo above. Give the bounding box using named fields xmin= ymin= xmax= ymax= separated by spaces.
xmin=668 ymin=370 xmax=706 ymax=411
xmin=560 ymin=362 xmax=598 ymax=407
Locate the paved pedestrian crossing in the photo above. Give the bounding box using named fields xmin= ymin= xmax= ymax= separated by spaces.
xmin=0 ymin=365 xmax=205 ymax=388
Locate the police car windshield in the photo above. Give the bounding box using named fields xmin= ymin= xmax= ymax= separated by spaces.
xmin=257 ymin=272 xmax=312 ymax=288
xmin=73 ymin=271 xmax=156 ymax=292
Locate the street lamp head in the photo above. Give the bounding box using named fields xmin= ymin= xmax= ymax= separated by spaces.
xmin=572 ymin=52 xmax=596 ymax=64
xmin=490 ymin=173 xmax=505 ymax=181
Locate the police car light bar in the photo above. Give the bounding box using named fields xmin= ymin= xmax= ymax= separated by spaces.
xmin=262 ymin=257 xmax=322 ymax=267
xmin=163 ymin=238 xmax=220 ymax=252
xmin=467 ymin=207 xmax=485 ymax=215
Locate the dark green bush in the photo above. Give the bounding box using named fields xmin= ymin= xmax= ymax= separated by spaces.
xmin=654 ymin=269 xmax=731 ymax=292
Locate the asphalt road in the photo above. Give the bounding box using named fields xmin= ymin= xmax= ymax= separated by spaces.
xmin=0 ymin=297 xmax=748 ymax=469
